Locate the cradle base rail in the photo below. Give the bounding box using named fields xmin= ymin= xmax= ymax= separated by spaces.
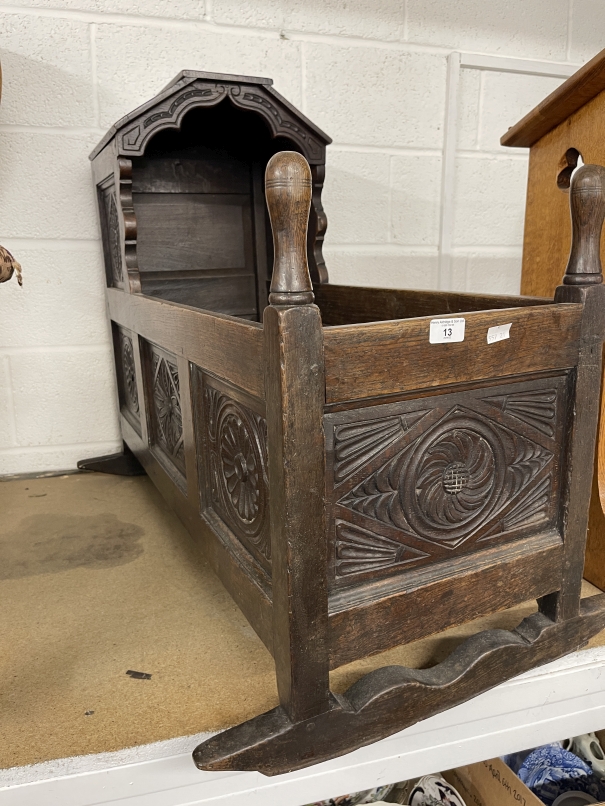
xmin=77 ymin=443 xmax=145 ymax=476
xmin=192 ymin=593 xmax=605 ymax=776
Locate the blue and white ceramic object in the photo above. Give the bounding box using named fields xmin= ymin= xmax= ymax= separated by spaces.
xmin=408 ymin=774 xmax=467 ymax=806
xmin=564 ymin=734 xmax=605 ymax=780
xmin=519 ymin=743 xmax=591 ymax=788
xmin=308 ymin=784 xmax=394 ymax=806
xmin=518 ymin=744 xmax=605 ymax=805
xmin=502 ymin=748 xmax=536 ymax=775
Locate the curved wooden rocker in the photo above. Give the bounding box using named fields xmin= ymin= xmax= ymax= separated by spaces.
xmin=194 ymin=594 xmax=605 ymax=774
xmin=192 ymin=158 xmax=605 ymax=775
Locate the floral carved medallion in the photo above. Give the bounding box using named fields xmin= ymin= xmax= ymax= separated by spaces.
xmin=204 ymin=385 xmax=270 ymax=563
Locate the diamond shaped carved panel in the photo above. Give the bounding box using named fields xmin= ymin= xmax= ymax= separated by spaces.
xmin=326 ymin=376 xmax=567 ymax=587
xmin=115 ymin=327 xmax=140 ymax=435
xmin=148 ymin=345 xmax=186 ymax=480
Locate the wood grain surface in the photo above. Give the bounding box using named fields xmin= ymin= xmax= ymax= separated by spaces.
xmin=315 ymin=284 xmax=551 ymax=326
xmin=501 ymin=47 xmax=605 ymax=148
xmin=328 ymin=533 xmax=562 ymax=667
xmin=323 ymin=304 xmax=582 ymax=404
xmin=107 ymin=288 xmax=264 ymax=399
xmin=193 ymin=594 xmax=605 ymax=775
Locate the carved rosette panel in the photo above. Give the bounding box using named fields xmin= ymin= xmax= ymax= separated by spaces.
xmin=149 ymin=347 xmax=186 ymax=478
xmin=116 ymin=328 xmax=140 ymax=432
xmin=204 ymin=385 xmax=270 ymax=566
xmin=326 ymin=378 xmax=567 ymax=586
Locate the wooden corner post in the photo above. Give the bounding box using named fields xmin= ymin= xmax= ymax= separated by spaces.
xmin=541 ymin=164 xmax=605 ymax=622
xmin=263 ymin=152 xmax=330 ymax=722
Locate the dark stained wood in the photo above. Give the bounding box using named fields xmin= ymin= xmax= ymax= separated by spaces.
xmin=264 ymin=152 xmax=329 ymax=722
xmin=585 ymin=435 xmax=605 ymax=589
xmin=90 ymin=71 xmax=332 ymax=303
xmin=504 ymin=68 xmax=605 ymax=596
xmin=323 ymin=304 xmax=583 ymax=404
xmin=120 ymin=414 xmax=275 ymax=653
xmin=77 ymin=442 xmax=144 ymax=475
xmin=90 ymin=70 xmax=331 ymax=162
xmin=501 ymin=46 xmax=605 ymax=148
xmin=131 ymin=156 xmax=251 ymax=194
xmin=193 ymin=594 xmax=605 ymax=775
xmin=563 ymin=164 xmax=605 ymax=285
xmin=328 ymin=532 xmax=562 ymax=668
xmin=193 ymin=369 xmax=271 ymax=577
xmin=140 ymin=274 xmax=258 ymax=319
xmin=506 ymin=77 xmax=605 ymax=595
xmin=251 ymin=161 xmax=271 ymax=314
xmin=134 ymin=194 xmax=250 ymax=274
xmin=107 ymin=288 xmax=264 ymax=399
xmin=265 ymin=151 xmax=315 ymax=306
xmin=325 ymin=374 xmax=568 ymax=587
xmin=265 ymin=304 xmax=330 ymax=721
xmin=315 ymin=283 xmax=551 ymax=326
xmin=540 ymin=165 xmax=605 ymax=621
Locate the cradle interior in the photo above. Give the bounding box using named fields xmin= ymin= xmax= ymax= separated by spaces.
xmin=130 ymin=102 xmax=297 ymax=320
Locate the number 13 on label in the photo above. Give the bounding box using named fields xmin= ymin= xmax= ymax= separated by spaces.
xmin=429 ymin=318 xmax=465 ymax=344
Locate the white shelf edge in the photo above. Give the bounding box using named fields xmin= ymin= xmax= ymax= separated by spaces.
xmin=2 ymin=646 xmax=605 ymax=806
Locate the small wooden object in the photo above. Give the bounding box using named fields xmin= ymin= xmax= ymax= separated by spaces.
xmin=83 ymin=74 xmax=605 ymax=775
xmin=502 ymin=50 xmax=605 ymax=591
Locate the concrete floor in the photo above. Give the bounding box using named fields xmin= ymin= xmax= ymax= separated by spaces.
xmin=1 ymin=472 xmax=602 ymax=770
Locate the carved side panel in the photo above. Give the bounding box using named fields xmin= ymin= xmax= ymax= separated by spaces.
xmin=98 ymin=180 xmax=123 ymax=287
xmin=191 ymin=365 xmax=271 ymax=585
xmin=145 ymin=343 xmax=186 ymax=483
xmin=114 ymin=326 xmax=141 ymax=435
xmin=203 ymin=381 xmax=271 ymax=569
xmin=326 ymin=375 xmax=568 ymax=588
xmin=97 ymin=163 xmax=140 ymax=294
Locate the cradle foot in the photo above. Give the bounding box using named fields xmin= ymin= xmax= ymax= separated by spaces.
xmin=77 ymin=443 xmax=145 ymax=476
xmin=193 ymin=594 xmax=605 ymax=776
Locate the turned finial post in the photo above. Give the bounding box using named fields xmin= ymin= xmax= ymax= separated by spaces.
xmin=265 ymin=151 xmax=314 ymax=306
xmin=564 ymin=163 xmax=605 ymax=286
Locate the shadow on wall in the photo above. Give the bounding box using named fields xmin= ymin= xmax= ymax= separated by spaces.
xmin=0 ymin=48 xmax=95 ymax=127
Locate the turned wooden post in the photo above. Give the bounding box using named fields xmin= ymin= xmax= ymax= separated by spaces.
xmin=541 ymin=164 xmax=605 ymax=622
xmin=263 ymin=152 xmax=330 ymax=723
xmin=563 ymin=163 xmax=605 ymax=285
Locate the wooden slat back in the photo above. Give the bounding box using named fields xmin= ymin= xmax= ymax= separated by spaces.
xmin=323 ymin=303 xmax=583 ymax=404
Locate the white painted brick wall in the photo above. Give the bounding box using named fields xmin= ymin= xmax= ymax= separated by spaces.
xmin=0 ymin=0 xmax=598 ymax=474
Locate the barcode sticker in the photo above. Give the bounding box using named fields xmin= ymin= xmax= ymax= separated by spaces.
xmin=429 ymin=318 xmax=465 ymax=344
xmin=487 ymin=323 xmax=512 ymax=344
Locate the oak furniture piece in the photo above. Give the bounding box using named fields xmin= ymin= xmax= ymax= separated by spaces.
xmin=82 ymin=73 xmax=605 ymax=775
xmin=502 ymin=48 xmax=605 ymax=592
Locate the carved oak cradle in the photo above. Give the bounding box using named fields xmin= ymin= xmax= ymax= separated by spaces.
xmin=82 ymin=74 xmax=605 ymax=776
